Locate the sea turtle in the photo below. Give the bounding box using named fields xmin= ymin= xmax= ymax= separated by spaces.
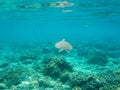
xmin=55 ymin=39 xmax=73 ymax=52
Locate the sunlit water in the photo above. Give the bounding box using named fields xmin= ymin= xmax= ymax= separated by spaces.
xmin=0 ymin=0 xmax=120 ymax=43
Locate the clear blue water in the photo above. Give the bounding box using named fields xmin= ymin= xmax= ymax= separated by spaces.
xmin=0 ymin=0 xmax=120 ymax=43
xmin=0 ymin=0 xmax=120 ymax=89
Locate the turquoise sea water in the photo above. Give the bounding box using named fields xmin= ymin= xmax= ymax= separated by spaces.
xmin=0 ymin=0 xmax=120 ymax=90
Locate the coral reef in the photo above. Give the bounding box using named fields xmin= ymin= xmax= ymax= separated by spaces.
xmin=0 ymin=67 xmax=30 ymax=88
xmin=42 ymin=55 xmax=73 ymax=78
xmin=69 ymin=73 xmax=103 ymax=90
xmin=0 ymin=41 xmax=120 ymax=90
xmin=97 ymin=70 xmax=120 ymax=90
xmin=42 ymin=47 xmax=52 ymax=54
xmin=107 ymin=50 xmax=120 ymax=58
xmin=87 ymin=48 xmax=108 ymax=65
xmin=60 ymin=72 xmax=72 ymax=84
xmin=19 ymin=49 xmax=40 ymax=61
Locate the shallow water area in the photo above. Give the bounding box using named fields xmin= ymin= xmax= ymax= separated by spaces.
xmin=0 ymin=0 xmax=120 ymax=90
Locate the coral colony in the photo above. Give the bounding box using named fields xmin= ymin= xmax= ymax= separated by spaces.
xmin=0 ymin=40 xmax=120 ymax=90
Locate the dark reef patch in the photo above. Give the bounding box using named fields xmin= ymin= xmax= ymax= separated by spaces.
xmin=42 ymin=55 xmax=73 ymax=79
xmin=0 ymin=67 xmax=30 ymax=88
xmin=69 ymin=73 xmax=103 ymax=90
xmin=97 ymin=70 xmax=120 ymax=90
xmin=87 ymin=49 xmax=108 ymax=66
